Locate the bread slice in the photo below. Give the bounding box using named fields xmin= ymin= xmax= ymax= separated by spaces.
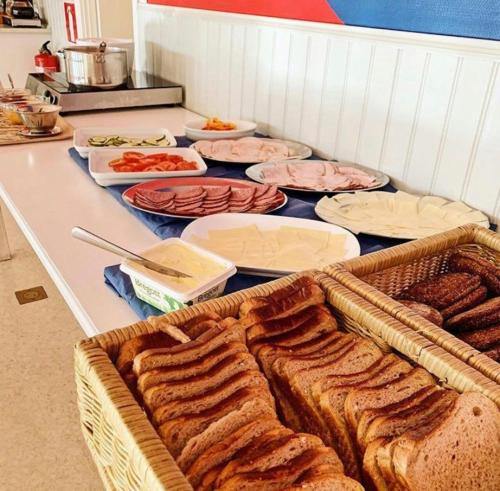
xmin=137 ymin=341 xmax=247 ymax=392
xmin=440 ymin=285 xmax=488 ymax=320
xmin=391 ymin=392 xmax=500 ymax=491
xmin=356 ymin=384 xmax=439 ymax=452
xmin=133 ymin=321 xmax=245 ymax=375
xmin=445 ymin=297 xmax=500 ymax=332
xmin=142 ymin=352 xmax=259 ymax=410
xmin=344 ymin=367 xmax=436 ymax=436
xmin=215 ymin=432 xmax=328 ymax=488
xmin=457 ymin=324 xmax=500 ymax=350
xmin=152 ymin=369 xmax=272 ymax=426
xmin=185 ymin=419 xmax=290 ymax=488
xmin=216 ymin=447 xmax=343 ymax=491
xmin=176 ymin=398 xmax=278 ymax=472
xmin=158 ymin=386 xmax=275 ymax=459
xmin=240 ymin=277 xmax=325 ymax=327
xmin=484 ymin=343 xmax=500 ymax=362
xmin=359 ymin=389 xmax=458 ymax=452
xmin=247 ymin=304 xmax=335 ymax=345
xmin=286 ymin=338 xmax=384 ymax=438
xmin=363 ymin=438 xmax=391 ymax=491
xmin=284 ymin=465 xmax=364 ymax=490
xmin=316 ymin=356 xmax=412 ymax=479
xmin=147 ymin=311 xmax=222 ymax=339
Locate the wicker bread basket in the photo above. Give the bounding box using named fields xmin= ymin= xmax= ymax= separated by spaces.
xmin=74 ymin=271 xmax=500 ymax=491
xmin=325 ymin=224 xmax=500 ymax=385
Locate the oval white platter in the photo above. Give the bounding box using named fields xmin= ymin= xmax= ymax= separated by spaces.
xmin=190 ymin=137 xmax=312 ymax=164
xmin=181 ymin=213 xmax=360 ymax=277
xmin=315 ymin=191 xmax=490 ymax=240
xmin=184 ymin=119 xmax=257 ymax=141
xmin=245 ymin=160 xmax=390 ymax=193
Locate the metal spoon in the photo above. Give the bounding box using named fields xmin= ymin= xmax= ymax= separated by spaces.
xmin=71 ymin=227 xmax=192 ymax=278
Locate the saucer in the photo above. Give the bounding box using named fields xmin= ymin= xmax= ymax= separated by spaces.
xmin=19 ymin=126 xmax=62 ymax=137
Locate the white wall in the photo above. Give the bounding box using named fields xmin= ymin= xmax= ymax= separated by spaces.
xmin=134 ymin=3 xmax=500 ymax=224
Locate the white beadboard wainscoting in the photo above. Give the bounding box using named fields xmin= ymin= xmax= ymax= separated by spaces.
xmin=134 ymin=3 xmax=500 ymax=224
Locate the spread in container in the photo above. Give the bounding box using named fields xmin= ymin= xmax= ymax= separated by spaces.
xmin=120 ymin=238 xmax=236 ymax=312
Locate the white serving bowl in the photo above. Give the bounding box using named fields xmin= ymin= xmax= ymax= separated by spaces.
xmin=185 ymin=119 xmax=257 ymax=141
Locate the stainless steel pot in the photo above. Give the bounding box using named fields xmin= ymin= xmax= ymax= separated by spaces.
xmin=63 ymin=42 xmax=128 ymax=89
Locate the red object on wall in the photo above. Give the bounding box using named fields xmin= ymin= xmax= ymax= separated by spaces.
xmin=146 ymin=0 xmax=343 ymax=24
xmin=64 ymin=2 xmax=78 ymax=43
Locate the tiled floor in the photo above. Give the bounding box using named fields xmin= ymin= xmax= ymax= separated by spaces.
xmin=0 ymin=202 xmax=102 ymax=490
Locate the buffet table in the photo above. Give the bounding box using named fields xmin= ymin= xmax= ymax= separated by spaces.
xmin=0 ymin=106 xmax=198 ymax=336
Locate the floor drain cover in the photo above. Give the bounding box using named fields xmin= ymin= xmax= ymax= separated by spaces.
xmin=15 ymin=286 xmax=48 ymax=305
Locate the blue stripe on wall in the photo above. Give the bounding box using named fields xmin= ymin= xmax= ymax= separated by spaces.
xmin=329 ymin=0 xmax=500 ymax=40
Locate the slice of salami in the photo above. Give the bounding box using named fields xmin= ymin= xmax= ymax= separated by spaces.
xmin=229 ymin=203 xmax=254 ymax=213
xmin=203 ymin=200 xmax=231 ymax=209
xmin=205 ymin=186 xmax=231 ymax=198
xmin=135 ymin=189 xmax=176 ymax=202
xmin=253 ymin=185 xmax=271 ymax=199
xmin=254 ymin=185 xmax=278 ymax=201
xmin=174 ymin=186 xmax=205 ymax=200
xmin=200 ymin=204 xmax=229 ymax=214
xmin=230 ymin=187 xmax=256 ymax=201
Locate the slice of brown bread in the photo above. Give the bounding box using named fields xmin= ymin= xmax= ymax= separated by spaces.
xmin=137 ymin=341 xmax=247 ymax=392
xmin=284 ymin=465 xmax=364 ymax=490
xmin=457 ymin=324 xmax=500 ymax=350
xmin=391 ymin=392 xmax=500 ymax=491
xmin=158 ymin=386 xmax=274 ymax=458
xmin=186 ymin=418 xmax=285 ymax=488
xmin=344 ymin=367 xmax=436 ymax=436
xmin=440 ymin=285 xmax=488 ymax=319
xmin=375 ymin=438 xmax=406 ymax=491
xmin=448 ymin=251 xmax=500 ymax=295
xmin=240 ymin=278 xmax=325 ymax=327
xmin=247 ymin=304 xmax=335 ymax=344
xmin=216 ymin=447 xmax=343 ymax=491
xmin=142 ymin=352 xmax=259 ymax=410
xmin=133 ymin=321 xmax=245 ymax=375
xmin=445 ymin=297 xmax=500 ymax=332
xmin=215 ymin=432 xmax=328 ymax=488
xmin=356 ymin=384 xmax=439 ymax=451
xmin=176 ymin=398 xmax=278 ymax=472
xmin=398 ymin=300 xmax=444 ymax=326
xmin=197 ymin=464 xmax=224 ymax=491
xmin=484 ymin=343 xmax=500 ymax=361
xmin=287 ymin=339 xmax=384 ymax=438
xmin=359 ymin=389 xmax=458 ymax=452
xmin=316 ymin=356 xmax=413 ymax=479
xmin=363 ymin=438 xmax=391 ymax=491
xmin=396 ymin=272 xmax=481 ymax=310
xmin=147 ymin=311 xmax=222 ymax=339
xmin=152 ymin=370 xmax=272 ymax=426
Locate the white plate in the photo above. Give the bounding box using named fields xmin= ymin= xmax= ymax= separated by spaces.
xmin=74 ymin=126 xmax=177 ymax=158
xmin=185 ymin=119 xmax=256 ymax=141
xmin=245 ymin=160 xmax=390 ymax=193
xmin=181 ymin=213 xmax=360 ymax=277
xmin=315 ymin=191 xmax=490 ymax=240
xmin=89 ymin=147 xmax=207 ymax=187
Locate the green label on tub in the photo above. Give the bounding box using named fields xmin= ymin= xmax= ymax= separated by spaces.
xmin=131 ymin=277 xmax=185 ymax=313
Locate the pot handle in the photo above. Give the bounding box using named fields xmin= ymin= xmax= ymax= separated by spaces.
xmin=97 ymin=42 xmax=107 ymax=63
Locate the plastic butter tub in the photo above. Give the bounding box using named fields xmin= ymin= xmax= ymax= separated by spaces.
xmin=119 ymin=238 xmax=237 ymax=313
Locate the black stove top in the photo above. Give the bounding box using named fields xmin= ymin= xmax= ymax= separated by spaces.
xmin=28 ymin=71 xmax=181 ymax=94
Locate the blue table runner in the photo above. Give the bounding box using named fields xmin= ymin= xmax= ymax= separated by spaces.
xmin=69 ymin=137 xmax=403 ymax=319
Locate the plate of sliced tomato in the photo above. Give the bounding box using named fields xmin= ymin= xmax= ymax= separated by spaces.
xmin=88 ymin=147 xmax=207 ymax=187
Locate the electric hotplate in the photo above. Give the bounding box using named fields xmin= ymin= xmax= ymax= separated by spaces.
xmin=25 ymin=72 xmax=183 ymax=113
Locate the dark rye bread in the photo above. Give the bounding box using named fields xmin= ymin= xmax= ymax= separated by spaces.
xmin=186 ymin=421 xmax=296 ymax=488
xmin=217 ymin=447 xmax=343 ymax=491
xmin=484 ymin=343 xmax=500 ymax=361
xmin=396 ymin=272 xmax=481 ymax=310
xmin=137 ymin=341 xmax=247 ymax=393
xmin=133 ymin=318 xmax=244 ymax=375
xmin=287 ymin=339 xmax=384 ymax=438
xmin=158 ymin=386 xmax=275 ymax=459
xmin=456 ymin=324 xmax=500 ymax=350
xmin=359 ymin=389 xmax=458 ymax=453
xmin=284 ymin=465 xmax=364 ymax=491
xmin=215 ymin=432 xmax=327 ymax=488
xmin=445 ymin=296 xmax=500 ymax=332
xmin=316 ymin=356 xmax=412 ymax=479
xmin=247 ymin=304 xmax=335 ymax=345
xmin=398 ymin=300 xmax=444 ymax=326
xmin=344 ymin=367 xmax=436 ymax=436
xmin=142 ymin=352 xmax=259 ymax=409
xmin=152 ymin=370 xmax=272 ymax=426
xmin=356 ymin=384 xmax=439 ymax=452
xmin=391 ymin=392 xmax=500 ymax=491
xmin=239 ymin=277 xmax=325 ymax=327
xmin=440 ymin=285 xmax=488 ymax=320
xmin=448 ymin=251 xmax=500 ymax=295
xmin=270 ymin=334 xmax=358 ymax=430
xmin=176 ymin=398 xmax=278 ymax=472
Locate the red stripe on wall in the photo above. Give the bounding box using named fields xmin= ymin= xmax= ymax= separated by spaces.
xmin=147 ymin=0 xmax=343 ymax=24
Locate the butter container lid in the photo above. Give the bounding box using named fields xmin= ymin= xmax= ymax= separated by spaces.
xmin=119 ymin=237 xmax=237 ymax=303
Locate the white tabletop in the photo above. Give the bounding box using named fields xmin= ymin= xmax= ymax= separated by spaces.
xmin=0 ymin=106 xmax=199 ymax=337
